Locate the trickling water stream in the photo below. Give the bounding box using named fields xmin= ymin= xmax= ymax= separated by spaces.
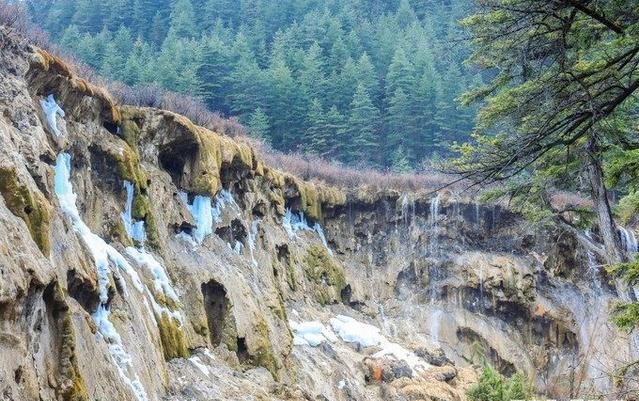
xmin=619 ymin=227 xmax=638 ymax=254
xmin=429 ymin=194 xmax=441 ymax=254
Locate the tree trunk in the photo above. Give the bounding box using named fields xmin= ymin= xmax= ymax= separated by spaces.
xmin=586 ymin=137 xmax=625 ymax=264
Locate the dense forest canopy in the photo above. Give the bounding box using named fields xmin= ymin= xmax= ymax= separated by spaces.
xmin=25 ymin=0 xmax=480 ymax=170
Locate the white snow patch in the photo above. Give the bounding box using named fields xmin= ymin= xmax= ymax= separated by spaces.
xmin=40 ymin=94 xmax=65 ymax=136
xmin=290 ymin=320 xmax=338 ymax=346
xmin=189 ymin=356 xmax=210 ymax=376
xmin=329 ymin=315 xmax=382 ymax=348
xmin=329 ymin=315 xmax=430 ymax=373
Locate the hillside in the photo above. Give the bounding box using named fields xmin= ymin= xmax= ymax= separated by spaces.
xmin=1 ymin=21 xmax=639 ymax=401
xmin=25 ymin=0 xmax=478 ymax=170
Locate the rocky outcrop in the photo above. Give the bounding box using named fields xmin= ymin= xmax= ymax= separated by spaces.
xmin=0 ymin=25 xmax=637 ymax=401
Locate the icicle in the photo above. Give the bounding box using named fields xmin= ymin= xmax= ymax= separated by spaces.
xmin=283 ymin=208 xmax=333 ymax=254
xmin=283 ymin=208 xmax=311 ymax=237
xmin=247 ymin=219 xmax=261 ymax=267
xmin=179 ymin=189 xmax=241 ymax=244
xmin=121 ymin=181 xmax=146 ymax=244
xmin=40 ymin=94 xmax=65 ymax=136
xmin=54 ymin=153 xmax=149 ymax=401
xmin=180 ymin=193 xmax=213 ymax=244
xmin=212 ymin=189 xmax=240 ymax=223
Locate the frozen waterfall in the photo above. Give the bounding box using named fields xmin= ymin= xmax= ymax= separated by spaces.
xmin=121 ymin=181 xmax=146 ymax=244
xmin=283 ymin=208 xmax=333 ymax=255
xmin=54 ymin=153 xmax=149 ymax=401
xmin=40 ymin=94 xmax=65 ymax=136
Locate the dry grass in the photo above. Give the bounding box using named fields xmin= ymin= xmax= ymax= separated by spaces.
xmin=550 ymin=190 xmax=593 ymax=211
xmin=108 ymin=82 xmax=245 ymax=137
xmin=246 ymin=138 xmax=457 ymax=192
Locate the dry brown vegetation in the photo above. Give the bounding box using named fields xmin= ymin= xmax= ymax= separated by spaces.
xmin=550 ymin=191 xmax=593 ymax=212
xmin=246 ymin=138 xmax=457 ymax=192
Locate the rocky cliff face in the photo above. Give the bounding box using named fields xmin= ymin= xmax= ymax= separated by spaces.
xmin=0 ymin=27 xmax=637 ymax=401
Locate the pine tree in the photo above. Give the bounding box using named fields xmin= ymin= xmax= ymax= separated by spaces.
xmin=169 ymin=0 xmax=197 ymax=38
xmin=304 ymin=99 xmax=329 ymax=156
xmin=385 ymin=47 xmax=416 ymax=99
xmin=385 ymin=88 xmax=414 ymax=162
xmin=396 ymin=0 xmax=417 ymax=28
xmin=329 ymin=57 xmax=358 ymax=112
xmin=324 ymin=105 xmax=346 ymax=160
xmin=104 ymin=0 xmax=128 ymax=31
xmin=265 ymin=57 xmax=303 ymax=150
xmin=149 ymin=11 xmax=168 ymax=45
xmin=299 ymin=43 xmax=327 ymax=107
xmin=246 ymin=108 xmax=270 ymax=142
xmin=197 ymin=36 xmax=233 ymax=114
xmin=71 ymin=0 xmax=101 ymax=34
xmin=346 ymin=84 xmax=380 ymax=165
xmin=355 ymin=53 xmax=379 ymax=103
xmin=228 ymin=35 xmax=266 ymax=122
xmin=123 ymin=38 xmax=153 ymax=85
xmin=391 ymin=145 xmax=412 ymax=173
xmin=75 ymin=33 xmax=100 ymax=67
xmin=410 ymin=69 xmax=439 ymax=160
xmin=100 ymin=42 xmax=125 ymax=80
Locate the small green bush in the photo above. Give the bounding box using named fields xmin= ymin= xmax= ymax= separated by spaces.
xmin=467 ymin=365 xmax=532 ymax=401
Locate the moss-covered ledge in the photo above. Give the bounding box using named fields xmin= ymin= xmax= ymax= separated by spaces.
xmin=0 ymin=166 xmax=51 ymax=255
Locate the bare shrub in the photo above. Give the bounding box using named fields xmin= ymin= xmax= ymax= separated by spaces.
xmin=0 ymin=1 xmax=29 ymax=33
xmin=246 ymin=138 xmax=457 ymax=192
xmin=550 ymin=191 xmax=593 ymax=211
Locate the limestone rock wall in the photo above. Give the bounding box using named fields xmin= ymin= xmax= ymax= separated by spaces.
xmin=0 ymin=25 xmax=637 ymax=401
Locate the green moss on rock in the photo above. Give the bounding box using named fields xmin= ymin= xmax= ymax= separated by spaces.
xmin=304 ymin=245 xmax=347 ymax=305
xmin=106 ymin=142 xmax=160 ymax=249
xmin=0 ymin=167 xmax=51 ymax=255
xmin=156 ymin=312 xmax=189 ymax=360
xmin=45 ymin=282 xmax=89 ymax=401
xmin=251 ymin=319 xmax=278 ymax=378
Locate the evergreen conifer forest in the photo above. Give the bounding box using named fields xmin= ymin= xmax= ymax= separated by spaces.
xmin=26 ymin=0 xmax=479 ymax=170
